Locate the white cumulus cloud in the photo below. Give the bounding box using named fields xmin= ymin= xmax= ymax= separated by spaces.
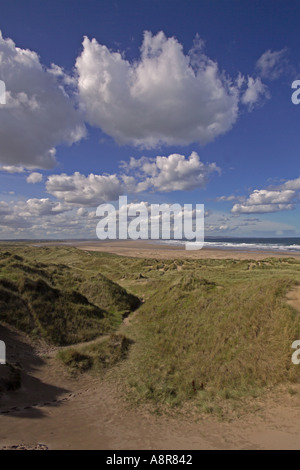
xmin=282 ymin=176 xmax=300 ymax=191
xmin=231 ymin=203 xmax=295 ymax=214
xmin=76 ymin=31 xmax=243 ymax=148
xmin=0 ymin=31 xmax=85 ymax=169
xmin=16 ymin=198 xmax=70 ymax=217
xmin=26 ymin=172 xmax=43 ymax=184
xmin=46 ymin=172 xmax=124 ymax=206
xmin=121 ymin=151 xmax=220 ymax=192
xmin=46 ymin=152 xmax=219 ymax=206
xmin=231 ymin=189 xmax=296 ymax=214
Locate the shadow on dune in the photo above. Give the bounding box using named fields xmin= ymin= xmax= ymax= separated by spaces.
xmin=0 ymin=325 xmax=69 ymax=418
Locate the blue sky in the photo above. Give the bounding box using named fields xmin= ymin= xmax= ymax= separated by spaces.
xmin=0 ymin=0 xmax=300 ymax=239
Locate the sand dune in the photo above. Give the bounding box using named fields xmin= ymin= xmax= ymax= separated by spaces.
xmin=2 ymin=243 xmax=300 ymax=450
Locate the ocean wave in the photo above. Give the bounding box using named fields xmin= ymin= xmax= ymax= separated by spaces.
xmin=157 ymin=239 xmax=300 ymax=252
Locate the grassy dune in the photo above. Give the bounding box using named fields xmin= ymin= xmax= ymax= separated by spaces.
xmin=1 ymin=244 xmax=300 ymax=414
xmin=123 ymin=272 xmax=300 ymax=412
xmin=57 ymin=333 xmax=133 ymax=375
xmin=0 ymin=246 xmax=140 ymax=345
xmin=114 ymin=257 xmax=300 ymax=412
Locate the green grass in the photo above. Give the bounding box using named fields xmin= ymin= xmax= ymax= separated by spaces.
xmin=113 ymin=256 xmax=300 ymax=413
xmin=2 ymin=243 xmax=300 ymax=414
xmin=0 ymin=246 xmax=140 ymax=345
xmin=57 ymin=333 xmax=133 ymax=375
xmin=121 ymin=275 xmax=300 ymax=411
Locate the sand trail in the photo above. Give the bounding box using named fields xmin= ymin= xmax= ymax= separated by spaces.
xmin=2 ymin=324 xmax=300 ymax=449
xmin=3 ymin=279 xmax=300 ymax=449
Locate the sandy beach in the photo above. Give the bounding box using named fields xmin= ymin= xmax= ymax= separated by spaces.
xmin=70 ymin=239 xmax=300 ymax=260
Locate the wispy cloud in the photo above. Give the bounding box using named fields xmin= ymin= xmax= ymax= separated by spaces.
xmin=240 ymin=76 xmax=270 ymax=110
xmin=0 ymin=165 xmax=25 ymax=173
xmin=256 ymin=48 xmax=289 ymax=80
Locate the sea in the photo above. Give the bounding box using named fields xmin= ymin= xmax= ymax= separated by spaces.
xmin=159 ymin=237 xmax=300 ymax=253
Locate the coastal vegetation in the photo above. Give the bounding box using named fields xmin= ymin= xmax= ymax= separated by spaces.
xmin=1 ymin=243 xmax=300 ymax=414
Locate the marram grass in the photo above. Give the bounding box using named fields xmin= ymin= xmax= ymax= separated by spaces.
xmin=1 ymin=244 xmax=300 ymax=414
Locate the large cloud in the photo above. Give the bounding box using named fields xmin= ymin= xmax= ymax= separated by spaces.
xmin=282 ymin=176 xmax=300 ymax=191
xmin=75 ymin=31 xmax=252 ymax=148
xmin=0 ymin=198 xmax=96 ymax=237
xmin=16 ymin=198 xmax=70 ymax=217
xmin=121 ymin=151 xmax=220 ymax=192
xmin=46 ymin=172 xmax=124 ymax=206
xmin=0 ymin=198 xmax=71 ymax=231
xmin=222 ymin=175 xmax=300 ymax=214
xmin=0 ymin=31 xmax=85 ymax=169
xmin=46 ymin=152 xmax=219 ymax=206
xmin=0 ymin=30 xmax=270 ymax=171
xmin=231 ymin=189 xmax=296 ymax=214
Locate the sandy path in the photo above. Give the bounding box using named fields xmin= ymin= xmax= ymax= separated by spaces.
xmin=2 ymin=323 xmax=300 ymax=449
xmin=2 ymin=261 xmax=300 ymax=449
xmin=2 ymin=368 xmax=300 ymax=450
